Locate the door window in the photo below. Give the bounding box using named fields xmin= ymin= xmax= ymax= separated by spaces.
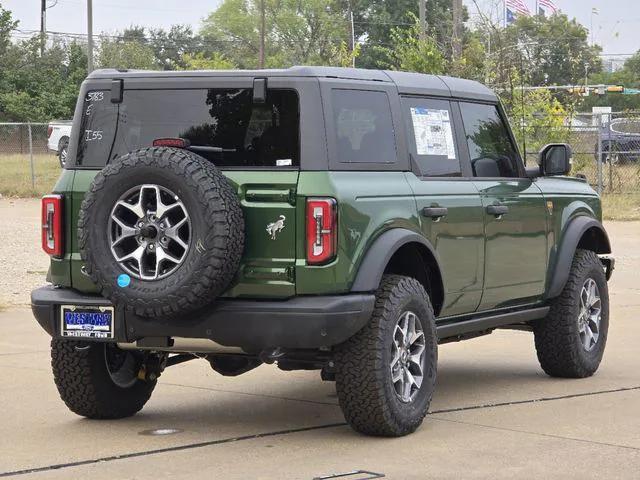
xmin=459 ymin=102 xmax=520 ymax=178
xmin=402 ymin=97 xmax=461 ymax=177
xmin=332 ymin=89 xmax=397 ymax=164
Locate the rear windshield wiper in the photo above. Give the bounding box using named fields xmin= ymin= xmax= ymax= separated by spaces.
xmin=187 ymin=145 xmax=237 ymax=153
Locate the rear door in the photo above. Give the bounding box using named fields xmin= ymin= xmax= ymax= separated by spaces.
xmin=457 ymin=101 xmax=548 ymax=310
xmin=401 ymin=96 xmax=485 ymax=317
xmin=70 ymin=76 xmax=303 ymax=298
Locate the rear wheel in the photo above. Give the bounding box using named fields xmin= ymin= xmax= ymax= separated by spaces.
xmin=334 ymin=275 xmax=437 ymax=437
xmin=51 ymin=340 xmax=156 ymax=419
xmin=58 ymin=137 xmax=69 ymax=168
xmin=534 ymin=249 xmax=609 ymax=378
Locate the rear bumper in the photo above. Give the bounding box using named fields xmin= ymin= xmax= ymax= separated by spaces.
xmin=31 ymin=286 xmax=375 ymax=350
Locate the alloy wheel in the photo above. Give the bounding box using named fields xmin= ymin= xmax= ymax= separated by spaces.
xmin=109 ymin=184 xmax=191 ymax=280
xmin=578 ymin=278 xmax=602 ymax=352
xmin=390 ymin=311 xmax=426 ymax=403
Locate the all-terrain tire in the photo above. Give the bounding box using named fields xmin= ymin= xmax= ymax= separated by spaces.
xmin=58 ymin=137 xmax=69 ymax=168
xmin=78 ymin=147 xmax=244 ymax=317
xmin=534 ymin=249 xmax=609 ymax=378
xmin=334 ymin=275 xmax=437 ymax=437
xmin=51 ymin=340 xmax=156 ymax=419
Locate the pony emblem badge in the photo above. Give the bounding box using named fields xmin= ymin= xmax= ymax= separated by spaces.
xmin=266 ymin=215 xmax=286 ymax=240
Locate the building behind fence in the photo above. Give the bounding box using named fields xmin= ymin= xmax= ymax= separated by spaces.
xmin=1 ymin=114 xmax=640 ymax=196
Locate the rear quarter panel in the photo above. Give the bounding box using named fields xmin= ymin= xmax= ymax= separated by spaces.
xmin=295 ymin=171 xmax=420 ymax=295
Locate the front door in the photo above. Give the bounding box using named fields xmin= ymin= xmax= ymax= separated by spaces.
xmin=457 ymin=101 xmax=548 ymax=310
xmin=401 ymin=96 xmax=485 ymax=317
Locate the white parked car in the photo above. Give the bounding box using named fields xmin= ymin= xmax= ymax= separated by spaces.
xmin=47 ymin=121 xmax=72 ymax=167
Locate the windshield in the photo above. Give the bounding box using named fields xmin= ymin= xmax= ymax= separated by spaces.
xmin=74 ymin=88 xmax=300 ymax=168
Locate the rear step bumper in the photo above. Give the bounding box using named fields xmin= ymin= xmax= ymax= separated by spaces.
xmin=31 ymin=286 xmax=375 ymax=350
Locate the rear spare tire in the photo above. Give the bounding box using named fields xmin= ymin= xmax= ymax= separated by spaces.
xmin=78 ymin=147 xmax=244 ymax=317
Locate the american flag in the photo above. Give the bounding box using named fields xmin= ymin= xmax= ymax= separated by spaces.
xmin=538 ymin=0 xmax=559 ymax=14
xmin=506 ymin=0 xmax=531 ymax=16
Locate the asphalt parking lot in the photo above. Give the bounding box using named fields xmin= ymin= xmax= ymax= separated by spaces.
xmin=0 ymin=200 xmax=639 ymax=479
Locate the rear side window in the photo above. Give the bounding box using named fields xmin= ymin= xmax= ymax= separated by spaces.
xmin=75 ymin=90 xmax=118 ymax=167
xmin=401 ymin=97 xmax=460 ymax=177
xmin=332 ymin=89 xmax=397 ymax=164
xmin=76 ymin=88 xmax=299 ymax=168
xmin=459 ymin=102 xmax=520 ymax=178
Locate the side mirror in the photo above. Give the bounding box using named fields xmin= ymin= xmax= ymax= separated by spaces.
xmin=539 ymin=143 xmax=572 ymax=176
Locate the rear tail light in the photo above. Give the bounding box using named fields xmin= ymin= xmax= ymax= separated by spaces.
xmin=152 ymin=137 xmax=191 ymax=148
xmin=306 ymin=198 xmax=337 ymax=265
xmin=47 ymin=126 xmax=53 ymax=138
xmin=41 ymin=195 xmax=64 ymax=257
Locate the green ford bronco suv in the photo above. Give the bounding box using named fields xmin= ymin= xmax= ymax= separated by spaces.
xmin=32 ymin=67 xmax=614 ymax=437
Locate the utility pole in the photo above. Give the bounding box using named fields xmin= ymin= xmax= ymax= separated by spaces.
xmin=452 ymin=0 xmax=462 ymax=61
xmin=258 ymin=0 xmax=265 ymax=69
xmin=419 ymin=0 xmax=426 ymax=40
xmin=40 ymin=0 xmax=46 ymax=56
xmin=349 ymin=8 xmax=356 ymax=67
xmin=87 ymin=0 xmax=94 ymax=73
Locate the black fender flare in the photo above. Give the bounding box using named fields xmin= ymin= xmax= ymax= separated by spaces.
xmin=545 ymin=216 xmax=611 ymax=299
xmin=350 ymin=228 xmax=444 ymax=297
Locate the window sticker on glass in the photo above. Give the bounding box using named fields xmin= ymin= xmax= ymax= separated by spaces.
xmin=410 ymin=108 xmax=456 ymax=159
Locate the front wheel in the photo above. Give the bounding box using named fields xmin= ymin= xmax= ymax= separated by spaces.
xmin=51 ymin=340 xmax=156 ymax=419
xmin=534 ymin=249 xmax=609 ymax=378
xmin=334 ymin=275 xmax=438 ymax=437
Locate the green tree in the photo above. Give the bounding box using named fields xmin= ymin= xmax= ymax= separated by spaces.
xmin=97 ymin=35 xmax=157 ymax=70
xmin=505 ymin=14 xmax=601 ymax=87
xmin=180 ymin=52 xmax=236 ymax=70
xmin=201 ymin=0 xmax=350 ymax=68
xmin=503 ymin=87 xmax=568 ymax=156
xmin=377 ymin=14 xmax=445 ymax=74
xmin=0 ymin=37 xmax=87 ymax=121
xmin=355 ymin=0 xmax=469 ymax=69
xmin=149 ymin=25 xmax=202 ymax=70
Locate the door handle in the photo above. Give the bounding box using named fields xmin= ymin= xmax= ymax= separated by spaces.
xmin=487 ymin=204 xmax=509 ymax=217
xmin=422 ymin=206 xmax=448 ymax=220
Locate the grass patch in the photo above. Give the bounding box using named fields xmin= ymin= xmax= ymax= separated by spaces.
xmin=601 ymin=194 xmax=640 ymax=221
xmin=0 ymin=154 xmax=61 ymax=197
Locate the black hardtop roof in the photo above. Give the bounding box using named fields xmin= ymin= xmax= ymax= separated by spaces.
xmin=88 ymin=66 xmax=497 ymax=102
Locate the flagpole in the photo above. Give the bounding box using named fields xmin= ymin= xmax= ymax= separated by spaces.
xmin=504 ymin=0 xmax=507 ymax=28
xmin=536 ymin=0 xmax=538 ymax=15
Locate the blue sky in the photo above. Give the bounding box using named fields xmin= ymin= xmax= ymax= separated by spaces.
xmin=3 ymin=0 xmax=638 ymax=56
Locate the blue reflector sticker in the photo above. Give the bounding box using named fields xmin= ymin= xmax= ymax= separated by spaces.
xmin=117 ymin=274 xmax=131 ymax=288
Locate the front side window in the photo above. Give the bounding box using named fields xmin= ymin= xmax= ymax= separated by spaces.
xmin=76 ymin=88 xmax=299 ymax=168
xmin=402 ymin=97 xmax=460 ymax=177
xmin=459 ymin=102 xmax=520 ymax=178
xmin=332 ymin=89 xmax=397 ymax=164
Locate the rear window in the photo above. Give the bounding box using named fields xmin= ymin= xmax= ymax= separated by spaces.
xmin=75 ymin=88 xmax=300 ymax=168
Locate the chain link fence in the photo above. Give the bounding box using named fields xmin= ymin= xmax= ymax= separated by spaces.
xmin=1 ymin=114 xmax=639 ymax=206
xmin=522 ymin=112 xmax=640 ymax=197
xmin=0 ymin=122 xmax=62 ymax=197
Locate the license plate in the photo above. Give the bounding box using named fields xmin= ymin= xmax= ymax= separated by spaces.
xmin=60 ymin=305 xmax=114 ymax=339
